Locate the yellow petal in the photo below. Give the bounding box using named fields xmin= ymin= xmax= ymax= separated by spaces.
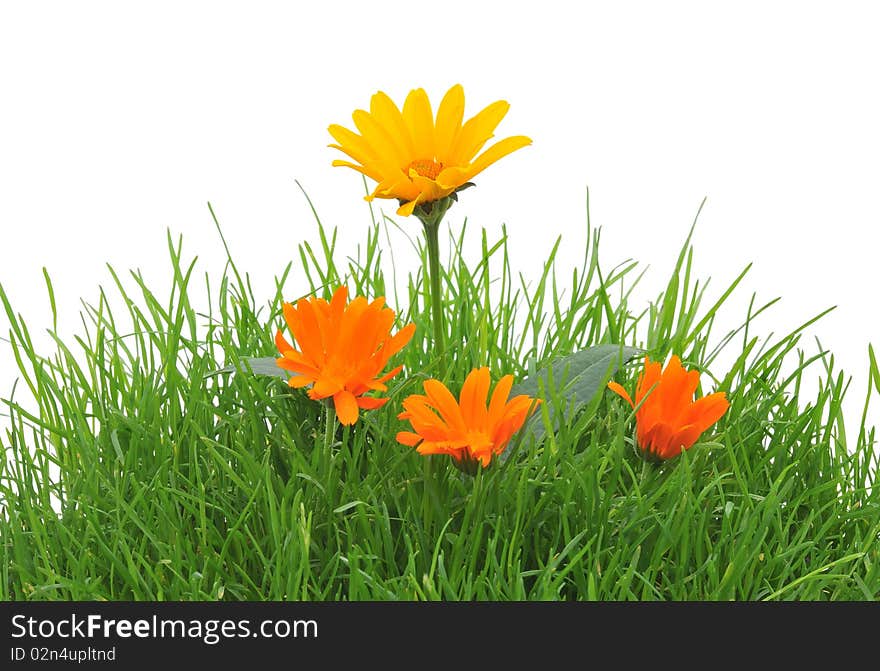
xmin=375 ymin=176 xmax=420 ymax=202
xmin=352 ymin=109 xmax=409 ymax=169
xmin=461 ymin=135 xmax=532 ymax=182
xmin=434 ymin=84 xmax=465 ymax=162
xmin=396 ymin=195 xmax=421 ymax=217
xmin=370 ymin=91 xmax=415 ymax=158
xmin=331 ymin=158 xmax=384 ymax=182
xmin=448 ymin=99 xmax=509 ymax=165
xmin=408 ymin=172 xmax=454 ymax=204
xmin=328 ymin=124 xmax=375 ymax=165
xmin=435 ymin=166 xmax=469 ymax=190
xmin=402 ymin=88 xmax=435 ymax=161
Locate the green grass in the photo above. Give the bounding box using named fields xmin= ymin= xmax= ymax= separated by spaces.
xmin=1 ymin=194 xmax=878 ymax=600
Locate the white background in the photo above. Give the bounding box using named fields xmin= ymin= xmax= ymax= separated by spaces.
xmin=1 ymin=1 xmax=879 ymax=438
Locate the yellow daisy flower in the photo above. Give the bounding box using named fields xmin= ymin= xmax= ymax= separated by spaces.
xmin=329 ymin=84 xmax=531 ymax=217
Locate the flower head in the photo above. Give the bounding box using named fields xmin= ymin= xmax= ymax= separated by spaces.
xmin=329 ymin=84 xmax=531 ymax=217
xmin=397 ymin=367 xmax=540 ymax=471
xmin=608 ymin=355 xmax=729 ymax=460
xmin=275 ymin=286 xmax=415 ymax=426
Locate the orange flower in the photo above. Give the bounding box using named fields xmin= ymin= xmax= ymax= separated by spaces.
xmin=275 ymin=286 xmax=415 ymax=426
xmin=608 ymin=355 xmax=729 ymax=460
xmin=396 ymin=367 xmax=540 ymax=469
xmin=329 ymin=84 xmax=531 ymax=217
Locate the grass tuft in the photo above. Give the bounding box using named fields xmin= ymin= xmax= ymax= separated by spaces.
xmin=1 ymin=197 xmax=878 ymax=600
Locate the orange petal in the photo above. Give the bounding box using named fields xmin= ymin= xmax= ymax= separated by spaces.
xmin=287 ymin=374 xmax=313 ymax=389
xmin=487 ymin=374 xmax=514 ymax=427
xmin=329 ymin=285 xmax=348 ymax=321
xmin=415 ymin=441 xmax=446 ymax=456
xmin=635 ymin=357 xmax=662 ymax=404
xmin=607 ymin=381 xmax=634 ymax=408
xmin=682 ymin=392 xmax=729 ymax=433
xmin=667 ymin=424 xmax=704 ymax=455
xmin=348 ymin=301 xmax=389 ymax=365
xmin=492 ymin=396 xmax=535 ymax=443
xmin=313 ymin=374 xmax=344 ymax=398
xmin=356 ymin=396 xmax=387 ymax=410
xmin=459 ymin=367 xmax=491 ymax=429
xmin=287 ymin=300 xmax=324 ymax=365
xmin=335 ymin=295 xmax=370 ymax=355
xmin=384 ymin=322 xmax=416 ymax=359
xmin=275 ymin=329 xmax=295 ymax=356
xmin=656 ymin=356 xmax=700 ymax=419
xmin=276 ymin=357 xmax=319 ymax=377
xmin=374 ymin=363 xmax=404 ymax=386
xmin=467 ymin=436 xmax=495 ymax=466
xmin=423 ymin=379 xmax=467 ymax=434
xmin=640 ymin=421 xmax=674 ymax=459
xmin=396 ymin=430 xmax=423 ymax=447
xmin=635 ymin=358 xmax=664 ymax=429
xmin=334 ymin=390 xmax=359 ymax=426
xmin=399 ymin=395 xmax=449 ymax=438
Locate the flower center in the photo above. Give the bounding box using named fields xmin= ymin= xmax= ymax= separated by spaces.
xmin=406 ymin=158 xmax=444 ymax=180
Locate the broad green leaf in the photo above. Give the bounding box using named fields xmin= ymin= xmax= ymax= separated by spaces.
xmin=509 ymin=344 xmax=641 ymax=446
xmin=206 ymin=356 xmax=290 ymax=379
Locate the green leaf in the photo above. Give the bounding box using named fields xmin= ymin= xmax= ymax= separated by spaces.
xmin=510 ymin=344 xmax=641 ymax=445
xmin=205 ymin=356 xmax=290 ymax=379
xmin=333 ymin=500 xmax=368 ymax=515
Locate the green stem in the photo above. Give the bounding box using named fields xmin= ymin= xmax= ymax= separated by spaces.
xmin=417 ymin=198 xmax=452 ymax=534
xmin=324 ymin=403 xmax=335 ymax=454
xmin=422 ymin=223 xmax=442 ymax=532
xmin=423 ymin=220 xmax=447 ymax=379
